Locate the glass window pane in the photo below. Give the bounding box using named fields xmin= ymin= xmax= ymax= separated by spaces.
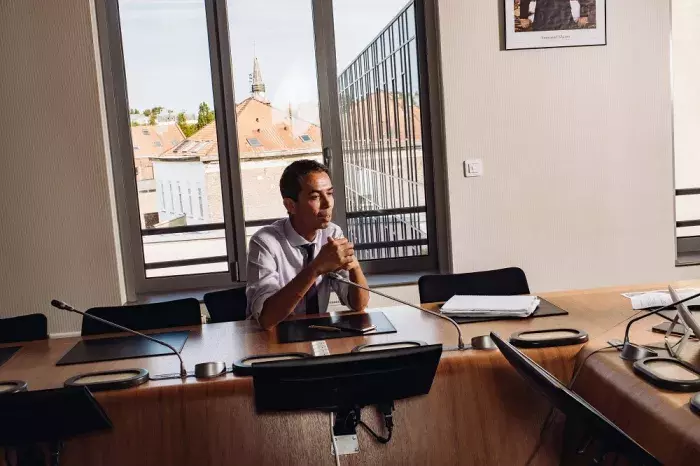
xmin=334 ymin=0 xmax=428 ymax=260
xmin=672 ymin=1 xmax=700 ymax=247
xmin=118 ymin=0 xmax=231 ymax=278
xmin=226 ymin=0 xmax=323 ymax=240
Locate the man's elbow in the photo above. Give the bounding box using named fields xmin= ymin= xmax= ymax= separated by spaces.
xmin=349 ymin=295 xmax=369 ymax=312
xmin=257 ymin=304 xmax=282 ymax=331
xmin=258 ymin=313 xmax=277 ymax=331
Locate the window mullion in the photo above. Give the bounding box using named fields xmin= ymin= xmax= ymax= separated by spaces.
xmin=204 ymin=0 xmax=247 ymax=282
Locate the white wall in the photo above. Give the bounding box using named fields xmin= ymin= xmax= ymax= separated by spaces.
xmin=437 ymin=0 xmax=700 ymax=292
xmin=672 ymin=0 xmax=700 ymax=235
xmin=0 ymin=0 xmax=123 ymax=334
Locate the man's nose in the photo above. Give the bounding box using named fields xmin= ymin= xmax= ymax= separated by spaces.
xmin=321 ymin=194 xmax=332 ymax=209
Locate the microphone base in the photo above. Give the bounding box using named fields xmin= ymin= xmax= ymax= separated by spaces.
xmin=442 ymin=345 xmax=468 ymax=352
xmin=442 ymin=335 xmax=498 ymax=352
xmin=620 ymin=342 xmax=658 ymax=361
xmin=194 ymin=361 xmax=227 ymax=379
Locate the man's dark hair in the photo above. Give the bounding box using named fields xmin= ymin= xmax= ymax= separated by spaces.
xmin=279 ymin=159 xmax=329 ymax=201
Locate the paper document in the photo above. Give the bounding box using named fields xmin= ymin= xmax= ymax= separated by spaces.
xmin=628 ymin=290 xmax=700 ymax=310
xmin=621 ymin=288 xmax=697 ymax=299
xmin=441 ymin=295 xmax=540 ymax=318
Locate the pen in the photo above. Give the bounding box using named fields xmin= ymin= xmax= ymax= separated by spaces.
xmin=308 ymin=325 xmax=342 ymax=332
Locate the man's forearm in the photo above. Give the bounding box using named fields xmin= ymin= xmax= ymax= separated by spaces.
xmin=258 ymin=266 xmax=319 ymax=330
xmin=347 ymin=267 xmax=370 ymax=311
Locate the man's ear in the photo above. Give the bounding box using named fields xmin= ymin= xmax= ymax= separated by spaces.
xmin=283 ymin=198 xmax=296 ymax=215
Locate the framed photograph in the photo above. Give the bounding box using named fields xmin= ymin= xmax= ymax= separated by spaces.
xmin=505 ymin=0 xmax=606 ymax=50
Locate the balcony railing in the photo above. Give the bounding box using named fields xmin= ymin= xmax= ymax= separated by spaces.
xmin=676 ymin=188 xmax=700 ymax=229
xmin=141 ymin=205 xmax=427 ymax=271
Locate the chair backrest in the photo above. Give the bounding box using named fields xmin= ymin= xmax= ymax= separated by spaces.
xmin=81 ymin=298 xmax=201 ymax=336
xmin=418 ymin=267 xmax=530 ymax=304
xmin=0 ymin=314 xmax=48 ymax=343
xmin=203 ymin=287 xmax=247 ymax=324
xmin=490 ymin=332 xmax=661 ymax=466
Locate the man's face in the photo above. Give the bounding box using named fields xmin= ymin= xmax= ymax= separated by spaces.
xmin=286 ymin=171 xmax=334 ymax=230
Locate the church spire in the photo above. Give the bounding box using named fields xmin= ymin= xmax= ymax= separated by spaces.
xmin=250 ymin=53 xmax=267 ymax=102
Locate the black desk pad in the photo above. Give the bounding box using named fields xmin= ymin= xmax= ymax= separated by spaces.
xmin=659 ymin=306 xmax=700 ymax=321
xmin=0 ymin=346 xmax=21 ymax=368
xmin=277 ymin=312 xmax=396 ymax=344
xmin=445 ymin=298 xmax=568 ymax=324
xmin=56 ymin=331 xmax=189 ymax=366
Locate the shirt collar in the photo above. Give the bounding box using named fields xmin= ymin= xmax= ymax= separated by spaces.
xmin=283 ymin=217 xmax=319 ymax=248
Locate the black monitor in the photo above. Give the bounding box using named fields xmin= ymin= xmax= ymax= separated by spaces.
xmin=0 ymin=386 xmax=112 ymax=447
xmin=490 ymin=332 xmax=661 ymax=466
xmin=250 ymin=344 xmax=442 ymax=413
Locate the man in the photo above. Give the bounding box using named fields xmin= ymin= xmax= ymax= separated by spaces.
xmin=246 ymin=160 xmax=370 ymax=330
xmin=519 ymin=0 xmax=594 ymax=31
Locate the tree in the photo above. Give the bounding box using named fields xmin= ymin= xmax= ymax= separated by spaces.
xmin=197 ymin=102 xmax=215 ymax=129
xmin=177 ymin=112 xmax=197 ymax=137
xmin=130 ymin=108 xmax=140 ymax=115
xmin=148 ymin=106 xmax=163 ymax=126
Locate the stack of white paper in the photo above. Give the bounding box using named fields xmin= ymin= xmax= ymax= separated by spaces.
xmin=441 ymin=295 xmax=540 ymax=318
xmin=626 ymin=289 xmax=700 ymax=310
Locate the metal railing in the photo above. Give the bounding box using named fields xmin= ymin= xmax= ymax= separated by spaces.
xmin=337 ymin=2 xmax=428 ymax=261
xmin=141 ymin=205 xmax=427 ymax=270
xmin=676 ymin=188 xmax=700 ymax=261
xmin=676 ymin=188 xmax=700 ymax=229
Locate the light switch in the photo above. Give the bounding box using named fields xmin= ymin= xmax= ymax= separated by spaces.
xmin=464 ymin=159 xmax=483 ymax=178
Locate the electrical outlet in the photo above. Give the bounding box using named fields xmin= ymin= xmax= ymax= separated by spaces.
xmin=332 ymin=434 xmax=360 ymax=456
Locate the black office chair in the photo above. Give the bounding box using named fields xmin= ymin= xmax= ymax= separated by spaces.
xmin=81 ymin=298 xmax=201 ymax=336
xmin=490 ymin=332 xmax=661 ymax=465
xmin=0 ymin=314 xmax=48 ymax=343
xmin=418 ymin=267 xmax=529 ymax=304
xmin=203 ymin=286 xmax=247 ymax=324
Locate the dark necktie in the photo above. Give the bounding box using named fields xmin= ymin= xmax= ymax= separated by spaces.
xmin=300 ymin=244 xmax=320 ymax=315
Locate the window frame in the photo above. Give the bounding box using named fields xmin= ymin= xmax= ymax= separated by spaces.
xmin=96 ymin=0 xmax=246 ymax=295
xmin=95 ymin=0 xmax=447 ymax=297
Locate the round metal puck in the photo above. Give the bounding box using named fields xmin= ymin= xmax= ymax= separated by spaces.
xmin=352 ymin=341 xmax=426 ymax=353
xmin=233 ymin=352 xmax=312 ymax=376
xmin=691 ymin=392 xmax=700 ymax=416
xmin=633 ymin=357 xmax=700 ymax=392
xmin=470 ymin=335 xmax=497 ymax=350
xmin=64 ymin=368 xmax=149 ymax=392
xmin=510 ymin=329 xmax=589 ymax=348
xmin=0 ymin=380 xmax=27 ymax=395
xmin=194 ymin=361 xmax=227 ymax=379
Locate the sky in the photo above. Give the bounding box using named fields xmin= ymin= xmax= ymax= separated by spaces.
xmin=119 ymin=0 xmax=412 ymax=115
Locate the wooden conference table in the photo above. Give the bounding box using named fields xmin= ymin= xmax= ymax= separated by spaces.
xmin=1 ymin=280 xmax=699 ymax=465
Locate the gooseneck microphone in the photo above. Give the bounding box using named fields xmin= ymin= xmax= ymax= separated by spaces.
xmin=327 ymin=272 xmax=466 ymax=350
xmin=619 ymin=290 xmax=700 ymax=361
xmin=51 ymin=299 xmax=188 ymax=378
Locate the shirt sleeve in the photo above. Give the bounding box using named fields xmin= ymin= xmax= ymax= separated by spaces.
xmin=330 ymin=268 xmax=351 ymax=307
xmin=245 ymin=236 xmax=280 ymax=322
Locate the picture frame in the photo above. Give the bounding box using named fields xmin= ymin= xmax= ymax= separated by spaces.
xmin=505 ymin=0 xmax=607 ymax=50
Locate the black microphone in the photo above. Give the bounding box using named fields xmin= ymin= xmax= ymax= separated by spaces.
xmin=51 ymin=299 xmax=188 ymax=378
xmin=619 ymin=290 xmax=700 ymax=361
xmin=327 ymin=272 xmax=466 ymax=350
